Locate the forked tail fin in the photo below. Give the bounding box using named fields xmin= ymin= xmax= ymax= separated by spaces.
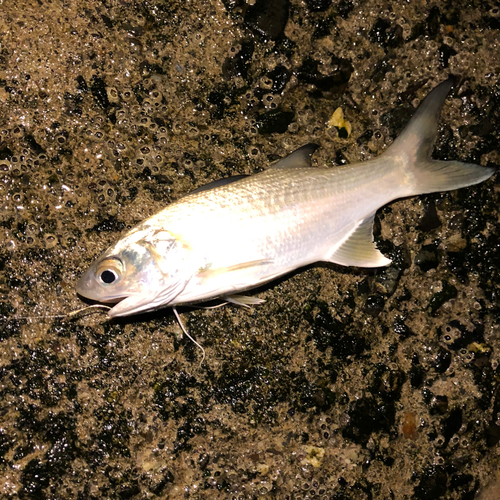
xmin=383 ymin=78 xmax=495 ymax=195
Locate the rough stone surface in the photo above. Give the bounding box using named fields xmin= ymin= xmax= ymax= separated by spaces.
xmin=0 ymin=0 xmax=499 ymax=499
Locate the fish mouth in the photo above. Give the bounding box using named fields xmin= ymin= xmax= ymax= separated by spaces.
xmin=76 ymin=293 xmax=128 ymax=305
xmin=76 ymin=287 xmax=129 ymax=305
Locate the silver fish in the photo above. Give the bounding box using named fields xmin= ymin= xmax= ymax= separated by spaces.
xmin=76 ymin=79 xmax=495 ymax=317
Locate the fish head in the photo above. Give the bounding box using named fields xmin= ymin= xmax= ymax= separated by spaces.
xmin=76 ymin=228 xmax=193 ymax=317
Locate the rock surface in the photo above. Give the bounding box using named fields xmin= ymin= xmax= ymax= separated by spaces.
xmin=0 ymin=0 xmax=499 ymax=498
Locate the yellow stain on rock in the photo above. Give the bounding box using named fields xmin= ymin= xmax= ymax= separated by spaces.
xmin=328 ymin=107 xmax=352 ymax=138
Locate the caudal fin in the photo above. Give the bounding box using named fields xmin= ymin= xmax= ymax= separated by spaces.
xmin=408 ymin=159 xmax=495 ymax=194
xmin=384 ymin=78 xmax=496 ymax=195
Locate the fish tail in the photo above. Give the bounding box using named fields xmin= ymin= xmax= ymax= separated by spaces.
xmin=406 ymin=159 xmax=494 ymax=194
xmin=384 ymin=78 xmax=495 ymax=195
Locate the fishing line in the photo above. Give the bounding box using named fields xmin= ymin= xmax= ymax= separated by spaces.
xmin=6 ymin=304 xmax=112 ymax=322
xmin=8 ymin=303 xmax=207 ymax=366
xmin=172 ymin=305 xmax=206 ymax=366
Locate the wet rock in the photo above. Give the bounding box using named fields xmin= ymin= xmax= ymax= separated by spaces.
xmin=342 ymin=396 xmax=395 ymax=444
xmin=207 ymin=89 xmax=229 ymax=120
xmin=90 ymin=76 xmax=110 ymax=109
xmin=244 ymin=0 xmax=290 ymax=40
xmin=423 ymin=390 xmax=449 ymax=415
xmin=336 ymin=0 xmax=355 ymax=19
xmin=409 ymin=359 xmax=425 ymax=389
xmin=410 ymin=6 xmax=441 ymax=40
xmin=380 ymin=102 xmax=415 ymax=137
xmin=446 ymin=249 xmax=470 ymax=283
xmin=369 ymin=364 xmax=405 ymax=401
xmin=378 ymin=238 xmax=412 ymax=273
xmin=295 ymin=56 xmax=353 ymax=94
xmin=370 ymin=57 xmax=394 ymax=83
xmin=154 ymin=174 xmax=173 ymax=184
xmin=24 ymin=134 xmax=45 ymax=155
xmin=255 ymin=108 xmax=294 ymax=134
xmin=118 ymin=482 xmax=141 ymax=499
xmin=433 ymin=346 xmax=452 ymax=373
xmin=222 ymin=39 xmax=254 ymax=80
xmin=76 ymin=75 xmax=88 ymax=93
xmin=20 ymin=458 xmax=51 ymax=497
xmin=0 ymin=143 xmax=13 ymax=159
xmin=440 ymin=407 xmax=462 ymax=443
xmin=294 ymin=376 xmax=336 ymax=411
xmin=485 ymin=423 xmax=500 ymax=447
xmin=415 ymin=243 xmax=440 ymax=272
xmin=334 ymin=149 xmax=349 ymax=165
xmin=149 ymin=470 xmax=174 ymax=495
xmin=305 ymin=0 xmax=332 ymax=13
xmin=483 ymin=11 xmax=500 ymax=30
xmin=377 ymin=265 xmax=405 ymax=295
xmin=426 ymin=6 xmax=441 ymax=37
xmin=363 ymin=293 xmax=385 ymax=316
xmin=356 ymin=277 xmax=370 ymax=295
xmin=414 ymin=466 xmax=448 ymax=500
xmin=89 ymin=216 xmax=126 ymax=233
xmin=307 ymin=300 xmax=366 ymax=358
xmin=267 ymin=65 xmax=291 ymax=94
xmin=101 ymin=14 xmax=113 ymax=29
xmin=369 ymin=18 xmax=404 ymax=49
xmin=418 ymin=200 xmax=441 ymax=232
xmin=449 ymin=473 xmax=474 ymax=492
xmin=356 ymin=128 xmax=373 ymax=147
xmin=438 ymin=43 xmax=457 ymax=68
xmin=312 ymin=15 xmax=337 ymax=39
xmin=428 ymin=280 xmax=458 ymax=315
xmin=393 ymin=315 xmax=413 ymax=338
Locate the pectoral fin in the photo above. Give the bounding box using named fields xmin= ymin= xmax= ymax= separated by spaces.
xmin=224 ymin=295 xmax=266 ymax=308
xmin=198 ymin=258 xmax=274 ymax=280
xmin=326 ymin=214 xmax=391 ymax=268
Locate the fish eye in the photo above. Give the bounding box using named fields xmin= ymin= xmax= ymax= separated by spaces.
xmin=100 ymin=269 xmax=118 ymax=284
xmin=96 ymin=257 xmax=123 ymax=286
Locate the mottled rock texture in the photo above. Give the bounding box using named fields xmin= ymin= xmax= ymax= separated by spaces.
xmin=0 ymin=0 xmax=499 ymax=498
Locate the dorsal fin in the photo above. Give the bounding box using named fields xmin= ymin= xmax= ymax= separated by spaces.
xmin=188 ymin=175 xmax=249 ymax=195
xmin=271 ymin=143 xmax=319 ymax=169
xmin=187 ymin=144 xmax=319 ymax=197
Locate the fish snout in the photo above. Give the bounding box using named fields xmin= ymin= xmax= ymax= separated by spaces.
xmin=75 ymin=268 xmax=96 ymax=299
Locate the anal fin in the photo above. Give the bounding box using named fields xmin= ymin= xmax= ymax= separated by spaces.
xmin=327 ymin=213 xmax=391 ymax=268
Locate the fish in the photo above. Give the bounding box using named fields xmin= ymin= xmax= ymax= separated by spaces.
xmin=76 ymin=79 xmax=495 ymax=318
